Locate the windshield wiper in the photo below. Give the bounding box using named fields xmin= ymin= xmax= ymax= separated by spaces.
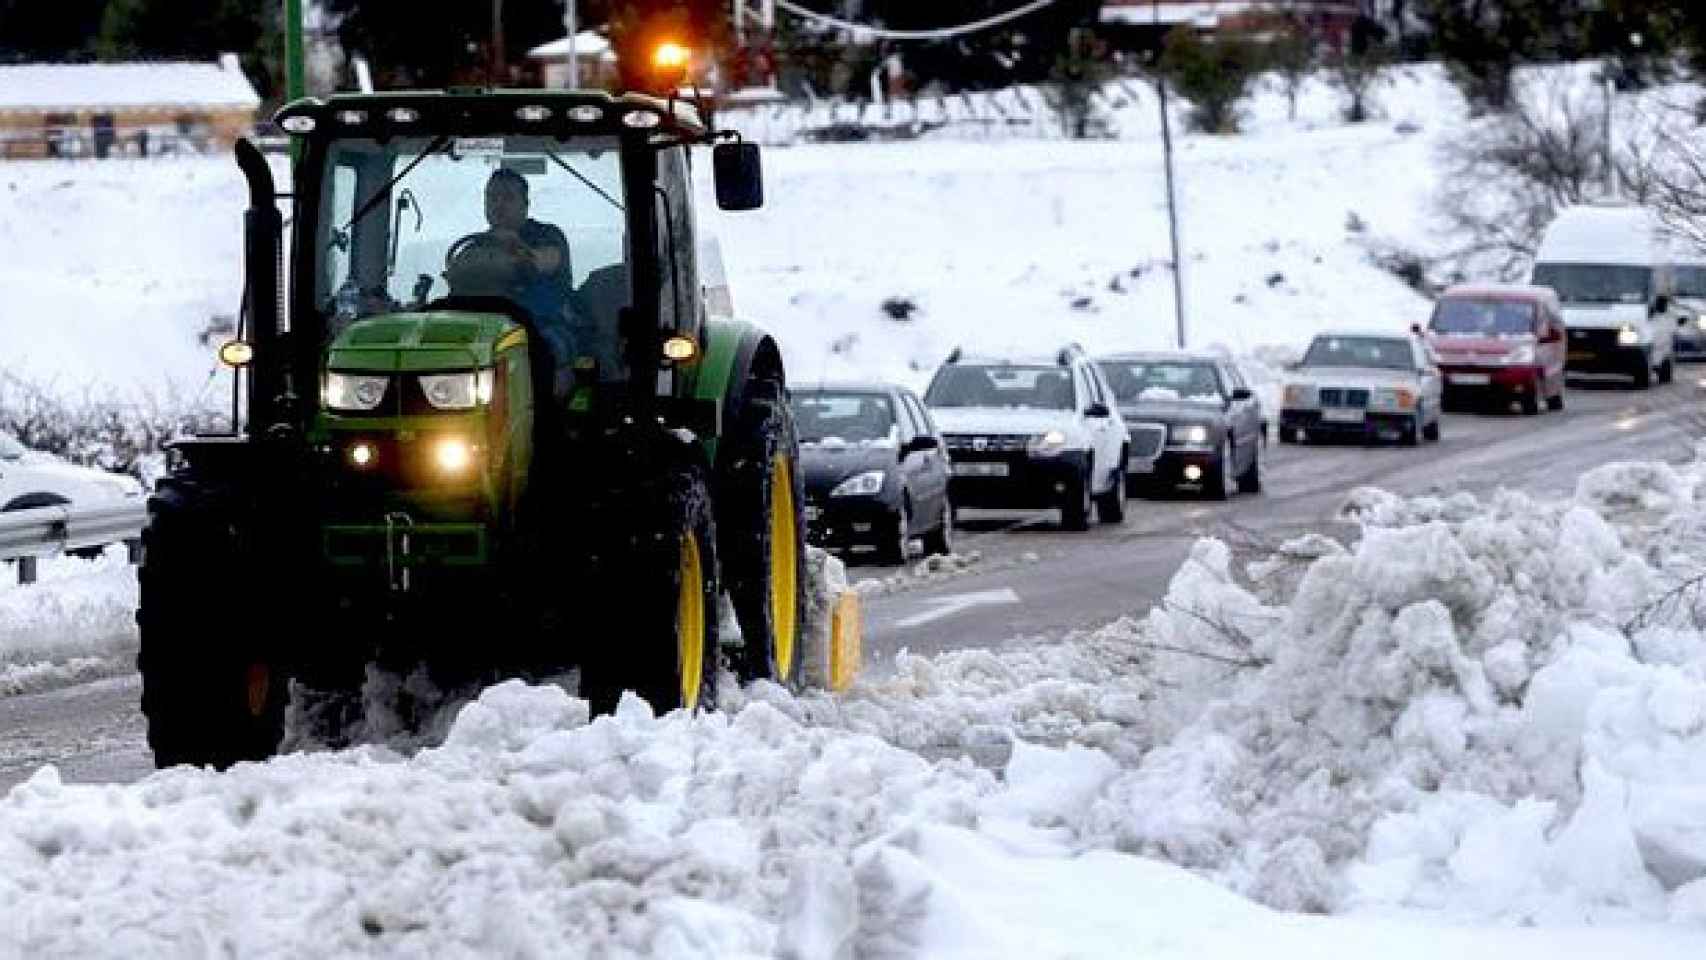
xmin=542 ymin=147 xmax=624 ymax=212
xmin=341 ymin=134 xmax=454 ymax=237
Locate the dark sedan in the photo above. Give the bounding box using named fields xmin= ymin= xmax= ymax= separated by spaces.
xmin=792 ymin=383 xmax=953 ymax=565
xmin=1095 ymin=352 xmax=1264 ymax=499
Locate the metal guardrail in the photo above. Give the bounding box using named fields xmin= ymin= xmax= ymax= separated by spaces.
xmin=0 ymin=501 xmax=147 ymax=584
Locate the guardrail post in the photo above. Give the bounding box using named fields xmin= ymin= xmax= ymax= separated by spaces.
xmin=18 ymin=557 xmax=36 ymax=585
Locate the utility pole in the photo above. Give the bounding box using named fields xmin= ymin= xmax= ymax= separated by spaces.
xmin=491 ymin=0 xmax=506 ymax=85
xmin=1153 ymin=0 xmax=1186 ymax=348
xmin=565 ymin=0 xmax=579 ymax=88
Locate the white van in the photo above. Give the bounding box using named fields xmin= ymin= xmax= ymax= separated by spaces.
xmin=1672 ymin=247 xmax=1706 ymax=361
xmin=1530 ymin=203 xmax=1683 ymax=388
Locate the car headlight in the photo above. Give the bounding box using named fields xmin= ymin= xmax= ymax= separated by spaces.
xmin=418 ymin=370 xmax=495 ymax=410
xmin=1171 ymin=424 xmax=1211 ymax=446
xmin=832 ymin=470 xmax=887 ymax=497
xmin=1371 ymin=387 xmax=1417 ymax=411
xmin=1027 ymin=429 xmax=1070 ymax=456
xmin=1282 ymin=384 xmax=1315 ymax=407
xmin=323 ymin=372 xmax=389 ymax=411
xmin=1503 ymin=343 xmax=1535 ymax=365
xmin=1618 ymin=325 xmax=1641 ymax=346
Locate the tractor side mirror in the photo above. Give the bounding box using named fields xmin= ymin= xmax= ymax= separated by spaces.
xmin=713 ymin=142 xmax=764 ymax=211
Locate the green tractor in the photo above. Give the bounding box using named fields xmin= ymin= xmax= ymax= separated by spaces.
xmin=137 ymin=88 xmax=847 ymax=768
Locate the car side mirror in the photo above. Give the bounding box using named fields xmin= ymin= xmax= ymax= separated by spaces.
xmin=1084 ymin=401 xmax=1111 ymax=419
xmin=902 ymin=434 xmax=940 ymax=456
xmin=1653 ymin=295 xmax=1671 ymax=316
xmin=1230 ymin=388 xmax=1253 ymax=402
xmin=1538 ymin=327 xmax=1562 ymax=343
xmin=713 ymin=142 xmax=764 ymax=211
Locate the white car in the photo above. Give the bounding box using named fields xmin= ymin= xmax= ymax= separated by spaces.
xmin=1277 ymin=330 xmax=1443 ymax=446
xmin=0 ymin=432 xmax=144 ymax=514
xmin=923 ymin=344 xmax=1130 ymax=530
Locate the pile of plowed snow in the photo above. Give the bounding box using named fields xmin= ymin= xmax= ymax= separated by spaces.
xmin=7 ymin=456 xmax=1706 ymax=950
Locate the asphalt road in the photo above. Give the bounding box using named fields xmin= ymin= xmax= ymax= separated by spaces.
xmin=2 ymin=376 xmax=1700 ymax=792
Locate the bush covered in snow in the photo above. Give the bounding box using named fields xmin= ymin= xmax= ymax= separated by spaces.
xmin=0 ymin=370 xmax=221 ymax=482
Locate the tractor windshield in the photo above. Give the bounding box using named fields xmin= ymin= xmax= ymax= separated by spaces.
xmin=314 ymin=134 xmax=631 ymax=379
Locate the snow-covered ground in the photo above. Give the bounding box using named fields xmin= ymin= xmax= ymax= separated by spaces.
xmin=6 ymin=63 xmax=1706 ymax=952
xmin=7 ymin=454 xmax=1706 ymax=953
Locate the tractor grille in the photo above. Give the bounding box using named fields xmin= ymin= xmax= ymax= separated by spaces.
xmin=1128 ymin=423 xmax=1166 ymax=459
xmin=1318 ymin=388 xmax=1370 ymax=409
xmin=944 ymin=433 xmax=1031 ymax=456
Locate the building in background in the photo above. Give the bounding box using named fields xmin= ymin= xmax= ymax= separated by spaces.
xmin=1100 ymin=0 xmax=1366 ymax=46
xmin=526 ymin=31 xmax=620 ymax=90
xmin=0 ymin=54 xmax=259 ymax=160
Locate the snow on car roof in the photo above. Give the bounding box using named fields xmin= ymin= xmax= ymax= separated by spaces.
xmin=1440 ymin=283 xmax=1561 ymax=309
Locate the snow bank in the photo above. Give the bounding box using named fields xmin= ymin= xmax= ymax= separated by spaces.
xmin=0 ymin=550 xmax=137 ymax=695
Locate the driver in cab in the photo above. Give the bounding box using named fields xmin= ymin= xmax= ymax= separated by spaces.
xmin=479 ymin=167 xmax=572 ymax=321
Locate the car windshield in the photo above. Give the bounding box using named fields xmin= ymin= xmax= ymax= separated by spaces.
xmin=925 ymin=364 xmax=1075 ymax=410
xmin=793 ymin=393 xmax=898 ymax=445
xmin=1531 ymin=263 xmax=1652 ymax=304
xmin=1430 ymin=299 xmax=1536 ymax=336
xmin=1677 ymin=266 xmax=1706 ymax=298
xmin=1301 ymin=336 xmax=1414 ymax=370
xmin=314 ymin=134 xmax=631 ymax=368
xmin=0 ymin=433 xmax=24 ymax=460
xmin=1098 ymin=360 xmax=1223 ymax=404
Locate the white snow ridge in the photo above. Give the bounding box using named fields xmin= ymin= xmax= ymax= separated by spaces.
xmin=7 ymin=457 xmax=1706 ymax=955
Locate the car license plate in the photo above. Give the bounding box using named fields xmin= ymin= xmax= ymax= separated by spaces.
xmin=1321 ymin=409 xmax=1365 ymax=423
xmin=1447 ymin=372 xmax=1490 ymax=386
xmin=952 ymin=462 xmax=1009 ymax=478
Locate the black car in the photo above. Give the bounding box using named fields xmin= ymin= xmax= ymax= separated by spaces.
xmin=792 ymin=382 xmax=953 ymax=565
xmin=1095 ymin=352 xmax=1264 ymax=499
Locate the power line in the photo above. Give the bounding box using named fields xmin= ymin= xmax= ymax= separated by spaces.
xmin=769 ymin=0 xmax=1062 ymax=41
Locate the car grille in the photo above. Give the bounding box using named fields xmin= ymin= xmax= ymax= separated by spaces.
xmin=1128 ymin=423 xmax=1165 ymax=459
xmin=944 ymin=433 xmax=1030 ymax=456
xmin=1318 ymin=388 xmax=1370 ymax=409
xmin=1568 ymin=328 xmax=1620 ymax=353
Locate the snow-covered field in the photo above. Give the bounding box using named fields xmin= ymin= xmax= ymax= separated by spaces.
xmin=7 ymin=456 xmax=1706 ymax=953
xmin=6 ymin=63 xmax=1706 ymax=952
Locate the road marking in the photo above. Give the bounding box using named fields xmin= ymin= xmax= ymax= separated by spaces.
xmin=895 ymin=588 xmax=1022 ymax=629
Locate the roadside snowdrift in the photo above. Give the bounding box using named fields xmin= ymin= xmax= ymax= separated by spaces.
xmin=7 ymin=455 xmax=1706 ymax=952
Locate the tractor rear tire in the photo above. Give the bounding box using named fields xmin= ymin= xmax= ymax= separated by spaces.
xmin=136 ymin=479 xmax=286 ymax=769
xmin=579 ymin=449 xmax=720 ymax=717
xmin=718 ymin=381 xmax=808 ymax=691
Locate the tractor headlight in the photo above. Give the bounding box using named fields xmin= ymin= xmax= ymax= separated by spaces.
xmin=324 ymin=372 xmax=389 ymax=411
xmin=418 ymin=370 xmax=494 ymax=410
xmin=1028 ymin=430 xmax=1069 ymax=455
xmin=832 ymin=470 xmax=887 ymax=497
xmin=434 ymin=436 xmax=475 ymax=475
xmin=1171 ymin=424 xmax=1211 ymax=447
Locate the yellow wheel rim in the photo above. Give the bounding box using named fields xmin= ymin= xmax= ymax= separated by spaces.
xmin=677 ymin=530 xmax=706 ymax=710
xmin=769 ymin=453 xmax=799 ymax=680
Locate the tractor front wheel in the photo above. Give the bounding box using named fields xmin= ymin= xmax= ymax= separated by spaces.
xmin=718 ymin=382 xmax=808 ymax=691
xmin=137 ymin=479 xmax=286 ymax=769
xmin=580 ymin=451 xmax=720 ymax=717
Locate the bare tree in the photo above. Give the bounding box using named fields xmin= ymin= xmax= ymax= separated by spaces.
xmin=1264 ymin=6 xmax=1316 ymax=122
xmin=1437 ymin=69 xmax=1614 ymax=279
xmin=1329 ymin=43 xmax=1389 ymax=123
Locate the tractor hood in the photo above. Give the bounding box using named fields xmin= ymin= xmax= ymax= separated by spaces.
xmin=325 ymin=312 xmax=522 ymax=372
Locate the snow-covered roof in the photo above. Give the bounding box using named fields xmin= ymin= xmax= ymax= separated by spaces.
xmin=528 ymin=31 xmax=614 ymax=60
xmin=1441 ymin=283 xmax=1562 ymax=310
xmin=0 ymin=55 xmax=260 ymax=113
xmin=1100 ymin=0 xmax=1359 ymax=27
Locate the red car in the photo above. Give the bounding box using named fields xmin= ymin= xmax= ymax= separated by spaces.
xmin=1427 ymin=284 xmax=1568 ymax=415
